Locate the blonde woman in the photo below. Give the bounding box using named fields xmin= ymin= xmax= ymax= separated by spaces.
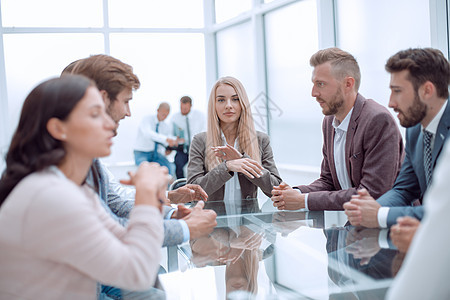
xmin=187 ymin=76 xmax=282 ymax=209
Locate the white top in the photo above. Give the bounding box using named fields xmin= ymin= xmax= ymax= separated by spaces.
xmin=377 ymin=101 xmax=448 ymax=228
xmin=221 ymin=133 xmax=242 ymax=233
xmin=171 ymin=109 xmax=206 ymax=145
xmin=386 ymin=132 xmax=450 ymax=299
xmin=134 ymin=114 xmax=174 ymax=153
xmin=0 ymin=167 xmax=163 ymax=299
xmin=332 ymin=108 xmax=354 ymax=190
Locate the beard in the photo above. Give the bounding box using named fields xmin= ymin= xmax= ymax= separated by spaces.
xmin=396 ymin=92 xmax=427 ymax=128
xmin=105 ymin=104 xmax=120 ymax=136
xmin=319 ymin=87 xmax=345 ymax=116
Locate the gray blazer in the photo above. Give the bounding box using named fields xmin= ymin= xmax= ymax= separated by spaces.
xmin=296 ymin=94 xmax=404 ymax=210
xmin=187 ymin=131 xmax=282 ymax=204
xmin=87 ymin=159 xmax=184 ymax=247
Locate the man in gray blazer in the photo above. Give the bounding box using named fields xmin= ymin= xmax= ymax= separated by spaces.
xmin=344 ymin=48 xmax=450 ymax=228
xmin=271 ymin=48 xmax=403 ymax=211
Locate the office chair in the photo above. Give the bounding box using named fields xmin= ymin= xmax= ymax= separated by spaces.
xmin=169 ymin=178 xmax=187 ymax=191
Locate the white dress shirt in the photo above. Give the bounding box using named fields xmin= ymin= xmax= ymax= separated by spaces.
xmin=332 ymin=108 xmax=354 ymax=190
xmin=134 ymin=114 xmax=174 ymax=154
xmin=377 ymin=101 xmax=448 ymax=228
xmin=171 ymin=109 xmax=206 ymax=145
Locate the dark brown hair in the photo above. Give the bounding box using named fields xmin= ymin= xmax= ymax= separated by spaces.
xmin=385 ymin=48 xmax=450 ymax=99
xmin=180 ymin=95 xmax=192 ymax=104
xmin=0 ymin=75 xmax=94 ymax=205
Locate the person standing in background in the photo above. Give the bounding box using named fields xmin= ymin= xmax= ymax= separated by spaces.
xmin=171 ymin=96 xmax=206 ymax=178
xmin=134 ymin=102 xmax=177 ymax=175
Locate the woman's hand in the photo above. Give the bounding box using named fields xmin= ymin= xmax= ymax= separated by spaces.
xmin=211 ymin=144 xmax=242 ymax=160
xmin=226 ymin=158 xmax=263 ymax=179
xmin=120 ymin=162 xmax=170 ymax=211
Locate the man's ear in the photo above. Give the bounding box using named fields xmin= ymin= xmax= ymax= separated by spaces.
xmin=99 ymin=90 xmax=110 ymax=106
xmin=420 ymin=81 xmax=435 ymax=100
xmin=46 ymin=118 xmax=67 ymax=141
xmin=344 ymin=76 xmax=355 ymax=92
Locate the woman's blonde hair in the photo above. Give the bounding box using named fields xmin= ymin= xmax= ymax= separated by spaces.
xmin=205 ymin=76 xmax=260 ymax=171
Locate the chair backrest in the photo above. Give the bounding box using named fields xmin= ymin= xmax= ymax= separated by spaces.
xmin=169 ymin=178 xmax=187 ymax=191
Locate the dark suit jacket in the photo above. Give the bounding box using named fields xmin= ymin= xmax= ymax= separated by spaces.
xmin=187 ymin=131 xmax=282 ymax=206
xmin=377 ymin=101 xmax=450 ymax=226
xmin=296 ymin=94 xmax=404 ymax=210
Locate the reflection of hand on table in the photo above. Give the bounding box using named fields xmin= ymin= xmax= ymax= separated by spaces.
xmin=345 ymin=227 xmax=381 ymax=265
xmin=390 ymin=216 xmax=420 ymax=253
xmin=190 ymin=233 xmax=230 ymax=267
xmin=229 ymin=226 xmax=263 ymax=250
xmin=272 ymin=211 xmax=308 ymax=237
xmin=191 ymin=226 xmax=264 ymax=266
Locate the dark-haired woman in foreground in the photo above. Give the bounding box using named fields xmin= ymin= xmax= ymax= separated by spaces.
xmin=0 ymin=75 xmax=168 ymax=299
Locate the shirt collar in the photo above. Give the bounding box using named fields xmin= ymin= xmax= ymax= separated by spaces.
xmin=48 ymin=165 xmax=66 ymax=178
xmin=422 ymin=101 xmax=447 ymax=135
xmin=333 ymin=107 xmax=354 ymax=132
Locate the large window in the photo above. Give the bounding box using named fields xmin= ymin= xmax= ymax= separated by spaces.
xmin=109 ymin=0 xmax=204 ymax=28
xmin=265 ymin=0 xmax=321 ymax=166
xmin=1 ymin=0 xmax=103 ymax=27
xmin=336 ymin=0 xmax=432 ymax=134
xmin=0 ymin=0 xmax=207 ymax=169
xmin=214 ymin=0 xmax=252 ymax=24
xmin=216 ymin=22 xmax=257 ymax=100
xmin=3 ymin=33 xmax=105 ymax=133
xmin=106 ymin=33 xmax=206 ymax=164
xmin=0 ymin=0 xmax=448 ymax=173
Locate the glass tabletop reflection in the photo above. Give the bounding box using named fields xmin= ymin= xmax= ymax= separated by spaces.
xmin=159 ymin=198 xmax=403 ymax=300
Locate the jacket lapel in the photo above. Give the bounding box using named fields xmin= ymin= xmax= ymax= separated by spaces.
xmin=328 ymin=120 xmax=339 ymax=188
xmin=432 ymin=101 xmax=450 ymax=165
xmin=345 ymin=94 xmax=364 ymax=184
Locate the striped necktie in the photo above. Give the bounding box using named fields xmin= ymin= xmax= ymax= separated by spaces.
xmin=423 ymin=130 xmax=433 ymax=186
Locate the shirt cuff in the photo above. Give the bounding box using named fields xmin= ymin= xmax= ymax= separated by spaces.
xmin=295 ymin=189 xmax=309 ymax=211
xmin=165 ymin=208 xmax=176 ymax=219
xmin=178 ymin=219 xmax=190 ymax=243
xmin=378 ymin=229 xmax=390 ymax=248
xmin=377 ymin=207 xmax=390 ymax=228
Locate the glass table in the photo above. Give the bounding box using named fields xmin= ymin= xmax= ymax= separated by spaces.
xmin=159 ymin=198 xmax=403 ymax=300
